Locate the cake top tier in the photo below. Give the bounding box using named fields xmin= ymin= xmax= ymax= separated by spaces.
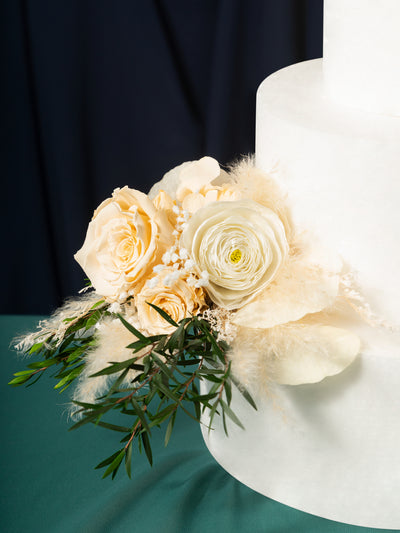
xmin=323 ymin=0 xmax=400 ymax=116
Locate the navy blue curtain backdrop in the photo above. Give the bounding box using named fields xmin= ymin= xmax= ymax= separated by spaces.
xmin=1 ymin=0 xmax=323 ymax=314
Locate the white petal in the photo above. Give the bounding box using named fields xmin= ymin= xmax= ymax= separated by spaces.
xmin=176 ymin=157 xmax=221 ymax=200
xmin=266 ymin=324 xmax=360 ymax=385
xmin=233 ymin=253 xmax=340 ymax=328
xmin=181 ymin=192 xmax=207 ymax=213
xmin=148 ymin=161 xmax=192 ymax=200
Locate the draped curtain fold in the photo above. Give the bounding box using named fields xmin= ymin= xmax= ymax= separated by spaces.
xmin=1 ymin=0 xmax=322 ymax=314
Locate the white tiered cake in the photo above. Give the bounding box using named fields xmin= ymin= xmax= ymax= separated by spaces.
xmin=201 ymin=1 xmax=400 ymax=528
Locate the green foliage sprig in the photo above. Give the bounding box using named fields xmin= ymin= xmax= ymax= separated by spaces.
xmin=9 ymin=299 xmax=108 ymax=391
xmin=10 ymin=304 xmax=257 ymax=479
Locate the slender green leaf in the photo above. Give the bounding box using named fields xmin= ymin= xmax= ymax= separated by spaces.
xmin=141 ymin=432 xmax=153 ymax=466
xmin=154 ymin=380 xmax=181 ymax=403
xmin=29 ymin=342 xmax=44 ymax=355
xmin=232 ymin=377 xmax=258 ymax=411
xmin=90 ymin=357 xmax=139 ymax=377
xmin=125 ymin=442 xmax=133 ymax=479
xmin=106 ymin=368 xmax=130 ymax=397
xmin=220 ymin=399 xmax=245 ymax=429
xmin=126 ymin=340 xmax=148 ymax=351
xmin=72 ymin=400 xmax=98 ymax=410
xmin=12 ymin=370 xmax=35 ymax=376
xmin=222 ymin=409 xmax=228 ymax=436
xmin=130 ymin=397 xmax=151 ymax=435
xmin=146 ymin=302 xmax=179 ymax=327
xmin=164 ymin=411 xmax=177 ymax=447
xmin=94 ymin=421 xmax=132 ymax=433
xmin=117 ymin=314 xmax=147 ymax=341
xmin=225 ymin=379 xmax=232 ymax=406
xmin=188 ymin=392 xmax=218 ymax=402
xmin=102 ymin=449 xmax=125 ymax=479
xmin=95 ymin=449 xmax=123 ymax=469
xmin=191 ymin=380 xmax=200 ymax=415
xmin=90 ymin=299 xmax=105 ymax=310
xmin=149 ymin=404 xmax=176 ymax=426
xmin=69 ymin=406 xmax=111 ymax=431
xmin=26 ymin=372 xmax=45 ymax=387
xmin=86 ymin=310 xmax=103 ymax=329
xmin=166 ymin=322 xmax=185 ymax=353
xmin=27 ymin=359 xmax=58 ymax=369
xmin=201 ymin=374 xmax=223 ymax=384
xmin=208 ymin=401 xmax=219 ymax=433
xmin=150 ymin=351 xmax=179 ymax=384
xmin=8 ymin=375 xmax=31 ymax=386
xmin=54 ymin=365 xmax=83 ymax=390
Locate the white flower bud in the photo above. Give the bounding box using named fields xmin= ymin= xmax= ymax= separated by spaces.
xmin=179 ymin=248 xmax=189 ymax=260
xmin=109 ymin=302 xmax=122 ymax=314
xmin=162 ymin=251 xmax=171 ymax=265
xmin=118 ymin=291 xmax=128 ymax=302
xmin=184 ymin=259 xmax=195 ymax=270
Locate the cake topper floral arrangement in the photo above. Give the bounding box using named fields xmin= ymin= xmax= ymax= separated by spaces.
xmin=10 ymin=156 xmax=363 ymax=479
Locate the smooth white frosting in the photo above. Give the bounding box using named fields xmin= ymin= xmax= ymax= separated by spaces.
xmin=323 ymin=0 xmax=400 ymax=115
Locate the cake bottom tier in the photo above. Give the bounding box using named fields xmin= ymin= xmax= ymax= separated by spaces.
xmin=201 ymin=353 xmax=400 ymax=529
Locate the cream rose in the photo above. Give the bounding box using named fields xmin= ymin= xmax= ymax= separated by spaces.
xmin=181 ymin=199 xmax=288 ymax=310
xmin=74 ymin=186 xmax=173 ymax=300
xmin=136 ymin=269 xmax=206 ymax=335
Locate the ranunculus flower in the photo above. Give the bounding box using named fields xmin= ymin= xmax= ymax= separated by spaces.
xmin=135 ymin=269 xmax=206 ymax=335
xmin=181 ymin=199 xmax=289 ymax=310
xmin=74 ymin=187 xmax=173 ymax=300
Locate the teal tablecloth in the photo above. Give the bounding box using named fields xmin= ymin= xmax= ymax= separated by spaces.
xmin=0 ymin=315 xmax=397 ymax=533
